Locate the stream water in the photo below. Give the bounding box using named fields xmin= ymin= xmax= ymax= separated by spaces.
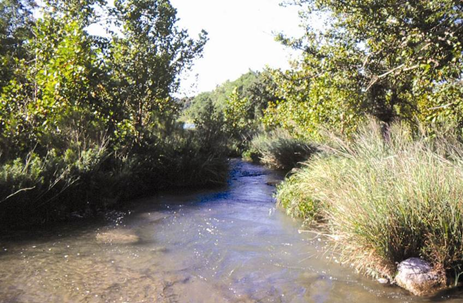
xmin=1 ymin=160 xmax=462 ymax=302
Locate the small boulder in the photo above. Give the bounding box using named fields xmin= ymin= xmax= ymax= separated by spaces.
xmin=395 ymin=258 xmax=441 ymax=296
xmin=377 ymin=277 xmax=389 ymax=284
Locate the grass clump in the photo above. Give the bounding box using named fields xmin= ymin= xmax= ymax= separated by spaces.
xmin=245 ymin=129 xmax=317 ymax=171
xmin=0 ymin=144 xmax=109 ymax=226
xmin=277 ymin=119 xmax=463 ymax=281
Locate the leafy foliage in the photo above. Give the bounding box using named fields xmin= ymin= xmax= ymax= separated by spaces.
xmin=110 ymin=0 xmax=207 ymax=143
xmin=267 ymin=0 xmax=463 ymax=139
xmin=184 ymin=70 xmax=262 ymax=119
xmin=184 ymin=70 xmax=280 ymax=154
xmin=0 ymin=0 xmax=36 ymax=88
xmin=0 ymin=0 xmax=229 ymax=228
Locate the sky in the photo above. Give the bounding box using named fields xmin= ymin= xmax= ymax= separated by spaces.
xmin=169 ymin=0 xmax=304 ymax=96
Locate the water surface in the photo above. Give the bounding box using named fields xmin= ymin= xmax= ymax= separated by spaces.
xmin=1 ymin=160 xmax=462 ymax=302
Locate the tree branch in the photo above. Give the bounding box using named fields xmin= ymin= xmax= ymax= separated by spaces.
xmin=0 ymin=187 xmax=36 ymax=204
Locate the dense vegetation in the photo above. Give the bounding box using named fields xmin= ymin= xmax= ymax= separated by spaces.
xmin=278 ymin=121 xmax=463 ymax=281
xmin=0 ymin=0 xmax=229 ymax=228
xmin=184 ymin=70 xmax=316 ymax=168
xmin=3 ymin=0 xmax=463 ymax=293
xmin=182 ymin=70 xmax=279 ymax=155
xmin=269 ymin=0 xmax=463 ymax=290
xmin=260 ymin=0 xmax=463 ymax=141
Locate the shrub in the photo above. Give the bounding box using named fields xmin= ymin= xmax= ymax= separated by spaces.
xmin=276 ymin=174 xmax=321 ymax=221
xmin=277 ymin=119 xmax=463 ymax=281
xmin=247 ymin=129 xmax=316 ymax=170
xmin=118 ymin=127 xmax=229 ymax=195
xmin=0 ymin=144 xmax=108 ymax=227
xmin=0 ymin=122 xmax=230 ymax=228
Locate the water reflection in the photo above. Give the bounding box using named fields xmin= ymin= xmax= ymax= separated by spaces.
xmin=0 ymin=161 xmax=462 ymax=302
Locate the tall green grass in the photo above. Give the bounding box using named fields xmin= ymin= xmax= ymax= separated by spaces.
xmin=0 ymin=144 xmax=109 ymax=227
xmin=244 ymin=129 xmax=316 ymax=171
xmin=277 ymin=120 xmax=463 ymax=281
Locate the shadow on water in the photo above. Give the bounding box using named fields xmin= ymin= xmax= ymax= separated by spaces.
xmin=0 ymin=160 xmax=462 ymax=302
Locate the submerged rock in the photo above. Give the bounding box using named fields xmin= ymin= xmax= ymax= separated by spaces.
xmin=395 ymin=258 xmax=442 ymax=296
xmin=96 ymin=230 xmax=139 ymax=244
xmin=265 ymin=180 xmax=280 ymax=186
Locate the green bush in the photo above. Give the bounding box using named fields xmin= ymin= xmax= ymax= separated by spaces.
xmin=0 ymin=144 xmax=108 ymax=226
xmin=0 ymin=0 xmax=228 ymax=229
xmin=277 ymin=120 xmax=463 ymax=281
xmin=247 ymin=129 xmax=316 ymax=170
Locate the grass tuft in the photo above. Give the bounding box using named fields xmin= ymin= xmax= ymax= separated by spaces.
xmin=277 ymin=119 xmax=463 ymax=281
xmin=245 ymin=129 xmax=316 ymax=171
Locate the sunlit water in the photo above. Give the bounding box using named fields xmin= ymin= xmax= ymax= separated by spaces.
xmin=1 ymin=160 xmax=462 ymax=303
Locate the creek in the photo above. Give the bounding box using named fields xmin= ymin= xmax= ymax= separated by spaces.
xmin=0 ymin=160 xmax=462 ymax=302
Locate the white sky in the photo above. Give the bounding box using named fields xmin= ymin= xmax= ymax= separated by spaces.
xmin=170 ymin=0 xmax=303 ymax=96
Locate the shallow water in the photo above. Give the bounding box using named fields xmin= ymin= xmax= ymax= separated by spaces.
xmin=1 ymin=160 xmax=462 ymax=303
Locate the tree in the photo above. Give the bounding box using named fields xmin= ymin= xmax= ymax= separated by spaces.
xmin=110 ymin=0 xmax=208 ymax=143
xmin=0 ymin=0 xmax=111 ymax=158
xmin=272 ymin=0 xmax=463 ymax=136
xmin=264 ymin=36 xmax=365 ymax=139
xmin=0 ymin=0 xmax=208 ymax=157
xmin=0 ymin=0 xmax=215 ymax=226
xmin=0 ymin=0 xmax=36 ymax=88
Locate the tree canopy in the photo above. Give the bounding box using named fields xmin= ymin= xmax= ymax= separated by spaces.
xmin=0 ymin=0 xmax=208 ymax=158
xmin=268 ymin=0 xmax=463 ymax=139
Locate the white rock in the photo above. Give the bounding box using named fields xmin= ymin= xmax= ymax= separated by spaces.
xmin=377 ymin=278 xmax=389 ymax=284
xmin=395 ymin=257 xmax=441 ymax=295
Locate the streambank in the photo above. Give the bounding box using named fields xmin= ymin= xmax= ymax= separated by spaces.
xmin=0 ymin=153 xmax=229 ymax=231
xmin=276 ymin=121 xmax=463 ymax=296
